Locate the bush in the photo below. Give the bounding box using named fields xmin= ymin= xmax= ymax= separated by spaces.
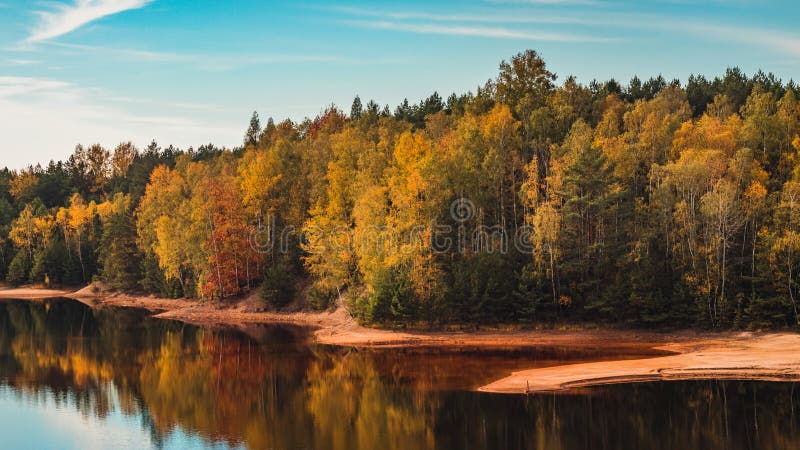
xmin=369 ymin=269 xmax=414 ymax=323
xmin=7 ymin=251 xmax=31 ymax=286
xmin=308 ymin=285 xmax=337 ymax=310
xmin=260 ymin=257 xmax=295 ymax=308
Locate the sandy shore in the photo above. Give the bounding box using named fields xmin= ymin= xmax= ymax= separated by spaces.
xmin=66 ymin=289 xmax=687 ymax=349
xmin=2 ymin=285 xmax=800 ymax=394
xmin=478 ymin=333 xmax=800 ymax=393
xmin=0 ymin=286 xmax=76 ymax=299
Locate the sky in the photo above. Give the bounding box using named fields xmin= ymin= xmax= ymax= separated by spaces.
xmin=0 ymin=0 xmax=799 ymax=169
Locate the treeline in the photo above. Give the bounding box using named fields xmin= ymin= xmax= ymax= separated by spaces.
xmin=3 ymin=49 xmax=800 ymax=329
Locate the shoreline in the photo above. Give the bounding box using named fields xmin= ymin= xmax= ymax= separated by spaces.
xmin=479 ymin=333 xmax=800 ymax=393
xmin=2 ymin=285 xmax=800 ymax=394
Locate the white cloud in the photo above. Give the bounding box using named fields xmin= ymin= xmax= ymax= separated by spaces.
xmin=0 ymin=76 xmax=69 ymax=96
xmin=38 ymin=41 xmax=406 ymax=70
xmin=487 ymin=0 xmax=605 ymax=4
xmin=4 ymin=59 xmax=40 ymax=66
xmin=345 ymin=20 xmax=611 ymax=42
xmin=45 ymin=41 xmax=192 ymax=62
xmin=685 ymin=23 xmax=800 ymax=57
xmin=329 ymin=6 xmax=596 ymax=25
xmin=0 ymin=76 xmax=241 ymax=169
xmin=27 ymin=0 xmax=154 ymax=43
xmin=332 ymin=6 xmax=800 ymax=59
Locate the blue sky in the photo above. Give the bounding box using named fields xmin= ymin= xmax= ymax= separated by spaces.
xmin=0 ymin=0 xmax=799 ymax=169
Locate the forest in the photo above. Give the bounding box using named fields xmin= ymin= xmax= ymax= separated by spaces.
xmin=3 ymin=49 xmax=800 ymax=329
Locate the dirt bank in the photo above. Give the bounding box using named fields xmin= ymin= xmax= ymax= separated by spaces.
xmin=68 ymin=289 xmax=688 ymax=349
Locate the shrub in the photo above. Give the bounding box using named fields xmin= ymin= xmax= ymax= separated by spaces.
xmin=260 ymin=257 xmax=295 ymax=308
xmin=7 ymin=251 xmax=31 ymax=286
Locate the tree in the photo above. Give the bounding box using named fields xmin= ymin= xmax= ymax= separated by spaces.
xmin=496 ymin=49 xmax=556 ymax=115
xmin=136 ymin=162 xmax=200 ymax=296
xmin=741 ymin=86 xmax=780 ymax=169
xmin=9 ymin=203 xmax=54 ymax=284
xmin=2 ymin=49 xmax=800 ymax=329
xmin=111 ymin=142 xmax=138 ymax=178
xmin=244 ymin=111 xmax=261 ymax=148
xmin=8 ymin=169 xmax=39 ymax=204
xmin=99 ymin=194 xmax=141 ymax=291
xmin=200 ymin=162 xmax=258 ymax=299
xmin=85 ymin=144 xmax=111 ymax=195
xmin=350 ymin=96 xmax=363 ymax=120
xmin=301 ymin=129 xmax=366 ymax=306
xmin=481 ymin=104 xmax=523 ymax=228
xmin=383 ymin=131 xmax=445 ymax=320
xmin=60 ymin=193 xmax=96 ymax=282
xmin=9 ymin=205 xmax=36 ymax=260
xmin=770 ymin=181 xmax=800 ymax=325
xmin=700 ymin=179 xmax=743 ymax=325
xmin=557 ymin=142 xmax=618 ymax=312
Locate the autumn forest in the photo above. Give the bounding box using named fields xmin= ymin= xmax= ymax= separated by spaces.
xmin=3 ymin=50 xmax=800 ymax=329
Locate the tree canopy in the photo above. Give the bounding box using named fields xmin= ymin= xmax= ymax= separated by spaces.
xmin=2 ymin=50 xmax=800 ymax=329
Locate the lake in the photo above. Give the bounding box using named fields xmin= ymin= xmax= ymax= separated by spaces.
xmin=0 ymin=297 xmax=797 ymax=450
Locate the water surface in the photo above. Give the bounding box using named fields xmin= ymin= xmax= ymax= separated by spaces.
xmin=0 ymin=298 xmax=797 ymax=450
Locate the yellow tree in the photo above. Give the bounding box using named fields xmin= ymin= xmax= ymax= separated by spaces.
xmin=741 ymin=86 xmax=779 ymax=165
xmin=8 ymin=170 xmax=38 ymax=204
xmin=137 ymin=159 xmax=205 ymax=296
xmin=111 ymin=142 xmax=138 ymax=178
xmin=530 ymin=202 xmax=560 ymax=303
xmin=238 ymin=147 xmax=283 ymax=223
xmin=9 ymin=205 xmax=38 ymax=261
xmin=384 ymin=131 xmax=445 ymax=317
xmin=700 ymin=178 xmax=742 ymax=321
xmin=480 ymin=104 xmax=522 ymax=228
xmin=521 ymin=120 xmax=592 ymax=305
xmin=64 ymin=193 xmax=95 ymax=280
xmin=85 ymin=144 xmax=111 ymax=194
xmin=654 ymin=111 xmax=763 ymax=325
xmin=302 ymin=127 xmax=370 ymax=305
xmin=770 ymin=181 xmax=800 ymax=324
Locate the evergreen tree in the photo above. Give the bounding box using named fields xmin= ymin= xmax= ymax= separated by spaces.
xmin=100 ymin=210 xmax=142 ymax=291
xmin=350 ymin=95 xmax=363 ymax=120
xmin=244 ymin=111 xmax=261 ymax=148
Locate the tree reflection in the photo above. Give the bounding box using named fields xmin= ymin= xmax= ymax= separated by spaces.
xmin=306 ymin=350 xmax=435 ymax=450
xmin=0 ymin=298 xmax=798 ymax=450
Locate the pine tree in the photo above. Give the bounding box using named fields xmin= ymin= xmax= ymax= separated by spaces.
xmin=350 ymin=96 xmax=363 ymax=120
xmin=100 ymin=211 xmax=142 ymax=291
xmin=244 ymin=111 xmax=261 ymax=148
xmin=558 ymin=145 xmax=618 ymax=312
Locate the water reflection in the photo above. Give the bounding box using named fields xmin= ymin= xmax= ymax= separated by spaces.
xmin=0 ymin=298 xmax=797 ymax=450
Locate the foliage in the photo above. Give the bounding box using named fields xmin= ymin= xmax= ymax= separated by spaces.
xmin=3 ymin=51 xmax=800 ymax=329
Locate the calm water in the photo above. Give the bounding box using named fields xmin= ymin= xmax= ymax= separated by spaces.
xmin=0 ymin=298 xmax=797 ymax=450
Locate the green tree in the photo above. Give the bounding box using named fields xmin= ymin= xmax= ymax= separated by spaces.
xmin=99 ymin=196 xmax=142 ymax=291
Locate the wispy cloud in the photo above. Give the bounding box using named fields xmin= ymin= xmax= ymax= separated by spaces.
xmin=27 ymin=0 xmax=154 ymax=43
xmin=683 ymin=23 xmax=800 ymax=57
xmin=487 ymin=0 xmax=605 ymax=5
xmin=4 ymin=59 xmax=40 ymax=66
xmin=0 ymin=76 xmax=69 ymax=98
xmin=331 ymin=6 xmax=800 ymax=58
xmin=345 ymin=20 xmax=611 ymax=42
xmin=329 ymin=6 xmax=597 ymax=25
xmin=0 ymin=76 xmax=241 ymax=168
xmin=108 ymin=96 xmax=223 ymax=112
xmin=44 ymin=41 xmax=191 ymax=62
xmin=39 ymin=41 xmax=405 ymax=70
